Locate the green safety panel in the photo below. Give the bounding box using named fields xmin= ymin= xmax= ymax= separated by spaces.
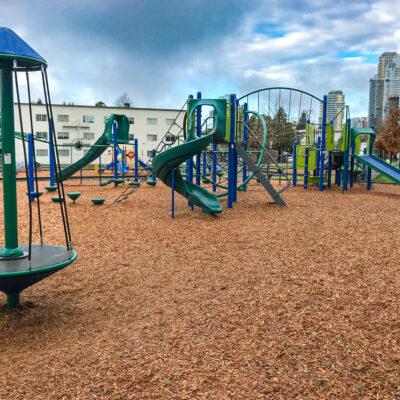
xmin=339 ymin=123 xmax=348 ymax=152
xmin=350 ymin=127 xmax=376 ymax=155
xmin=187 ymin=98 xmax=227 ymax=143
xmin=305 ymin=123 xmax=314 ymax=146
xmin=326 ymin=123 xmax=335 ymax=152
xmin=296 ymin=145 xmax=317 ymax=170
xmin=103 ymin=114 xmax=130 ymax=144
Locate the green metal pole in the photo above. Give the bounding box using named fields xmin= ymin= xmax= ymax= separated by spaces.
xmin=0 ymin=61 xmax=24 ymax=259
xmin=7 ymin=292 xmax=20 ymax=309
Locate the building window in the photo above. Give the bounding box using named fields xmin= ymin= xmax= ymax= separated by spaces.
xmin=147 ymin=150 xmax=153 ymax=157
xmin=57 ymin=132 xmax=69 ymax=140
xmin=165 ymin=133 xmax=176 ymax=143
xmin=58 ymin=149 xmax=70 ymax=157
xmin=147 ymin=134 xmax=157 ymax=141
xmin=147 ymin=118 xmax=157 ymax=125
xmin=166 ymin=118 xmax=175 ymax=126
xmin=57 ymin=114 xmax=69 ymax=123
xmin=83 ymin=115 xmax=95 ymax=123
xmin=128 ymin=117 xmax=134 ymax=125
xmin=36 ymin=149 xmax=48 ymax=157
xmin=35 ymin=131 xmax=47 ymax=140
xmin=35 ymin=114 xmax=47 ymax=122
xmin=83 ymin=132 xmax=95 ymax=140
xmin=129 ymin=134 xmax=134 ymax=141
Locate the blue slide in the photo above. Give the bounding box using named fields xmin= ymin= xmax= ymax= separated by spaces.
xmin=354 ymin=154 xmax=400 ymax=184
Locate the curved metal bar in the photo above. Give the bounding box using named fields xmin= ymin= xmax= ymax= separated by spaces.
xmin=238 ymin=87 xmax=323 ymax=104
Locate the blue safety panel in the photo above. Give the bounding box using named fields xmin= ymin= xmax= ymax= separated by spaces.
xmin=0 ymin=27 xmax=46 ymax=66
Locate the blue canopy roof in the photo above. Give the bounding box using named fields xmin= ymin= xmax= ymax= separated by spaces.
xmin=0 ymin=27 xmax=46 ymax=67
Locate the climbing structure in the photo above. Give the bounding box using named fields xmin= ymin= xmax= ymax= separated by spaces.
xmin=0 ymin=27 xmax=77 ymax=309
xmin=152 ymin=93 xmax=289 ymax=215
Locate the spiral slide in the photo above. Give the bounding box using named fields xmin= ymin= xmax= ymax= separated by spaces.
xmin=152 ymin=132 xmax=222 ymax=214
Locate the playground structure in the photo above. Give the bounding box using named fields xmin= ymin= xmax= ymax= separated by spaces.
xmin=111 ymin=91 xmax=292 ymax=213
xmin=292 ymin=102 xmax=400 ymax=191
xmin=16 ymin=111 xmax=158 ymax=192
xmin=0 ymin=28 xmax=77 ymax=308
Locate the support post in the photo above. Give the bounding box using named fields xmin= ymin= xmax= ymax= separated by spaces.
xmin=304 ymin=147 xmax=309 ymax=189
xmin=7 ymin=292 xmax=20 ymax=309
xmin=227 ymin=94 xmax=236 ymax=208
xmin=27 ymin=133 xmax=35 ymax=201
xmin=327 ymin=151 xmax=332 ymax=189
xmin=48 ymin=118 xmax=56 ymax=187
xmin=171 ymin=167 xmax=175 ymax=220
xmin=319 ymin=95 xmax=327 ymax=191
xmin=134 ymin=138 xmax=139 ymax=183
xmin=342 ymin=118 xmax=350 ymax=192
xmin=0 ymin=63 xmax=24 ymax=259
xmin=242 ymin=102 xmax=248 ymax=191
xmin=151 ymin=149 xmax=157 ymax=183
xmin=112 ymin=121 xmax=118 ymax=185
xmin=292 ymin=142 xmax=297 ymax=186
xmin=350 ymin=133 xmax=355 ymax=188
xmin=212 ymin=143 xmax=217 ymax=192
xmin=196 ymin=91 xmax=202 ymax=186
xmin=186 ymin=94 xmax=194 ymax=209
xmin=367 ymin=136 xmax=373 ymax=190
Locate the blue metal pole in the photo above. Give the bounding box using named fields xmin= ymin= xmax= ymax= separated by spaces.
xmin=342 ymin=118 xmax=351 ymax=192
xmin=27 ymin=133 xmax=34 ymax=201
xmin=228 ymin=94 xmax=236 ymax=208
xmin=212 ymin=142 xmax=217 ymax=192
xmin=134 ymin=138 xmax=139 ymax=183
xmin=315 ymin=137 xmax=321 ymax=177
xmin=151 ymin=149 xmax=157 ymax=183
xmin=171 ymin=167 xmax=175 ymax=220
xmin=233 ymin=99 xmax=239 ymax=202
xmin=196 ymin=91 xmax=202 ymax=186
xmin=48 ymin=118 xmax=56 ymax=187
xmin=202 ymin=150 xmax=207 ymax=177
xmin=112 ymin=121 xmax=118 ymax=184
xmin=292 ymin=142 xmax=297 ymax=186
xmin=319 ymin=95 xmax=327 ymax=191
xmin=327 ymin=151 xmax=332 ymax=189
xmin=304 ymin=147 xmax=309 ymax=190
xmin=242 ymin=102 xmax=248 ymax=191
xmin=349 ymin=130 xmax=355 ymax=188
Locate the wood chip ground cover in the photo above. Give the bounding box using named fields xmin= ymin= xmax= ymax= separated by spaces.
xmin=0 ymin=180 xmax=399 ymax=399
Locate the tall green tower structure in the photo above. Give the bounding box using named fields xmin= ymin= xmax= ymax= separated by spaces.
xmin=0 ymin=27 xmax=77 ymax=309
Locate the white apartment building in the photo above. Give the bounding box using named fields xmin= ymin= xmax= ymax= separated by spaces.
xmin=13 ymin=103 xmax=184 ymax=167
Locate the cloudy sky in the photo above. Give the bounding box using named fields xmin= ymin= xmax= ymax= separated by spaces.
xmin=3 ymin=0 xmax=400 ymax=116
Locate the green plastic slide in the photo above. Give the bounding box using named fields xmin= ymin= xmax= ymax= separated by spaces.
xmin=59 ymin=114 xmax=129 ymax=181
xmin=153 ymin=132 xmax=222 ymax=214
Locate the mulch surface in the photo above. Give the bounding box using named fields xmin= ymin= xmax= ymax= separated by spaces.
xmin=0 ymin=179 xmax=399 ymax=399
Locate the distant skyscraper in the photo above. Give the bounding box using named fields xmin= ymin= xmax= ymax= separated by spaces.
xmin=368 ymin=76 xmax=377 ymax=127
xmin=368 ymin=51 xmax=398 ymax=129
xmin=323 ymin=90 xmax=345 ymax=131
xmin=378 ymin=52 xmax=397 ymax=78
xmin=383 ymin=54 xmax=400 ymax=118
